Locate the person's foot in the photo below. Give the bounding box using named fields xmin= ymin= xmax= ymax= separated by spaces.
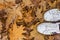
xmin=37 ymin=23 xmax=60 ymax=35
xmin=44 ymin=9 xmax=60 ymax=21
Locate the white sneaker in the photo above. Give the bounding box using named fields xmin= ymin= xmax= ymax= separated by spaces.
xmin=37 ymin=23 xmax=60 ymax=35
xmin=44 ymin=9 xmax=60 ymax=21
